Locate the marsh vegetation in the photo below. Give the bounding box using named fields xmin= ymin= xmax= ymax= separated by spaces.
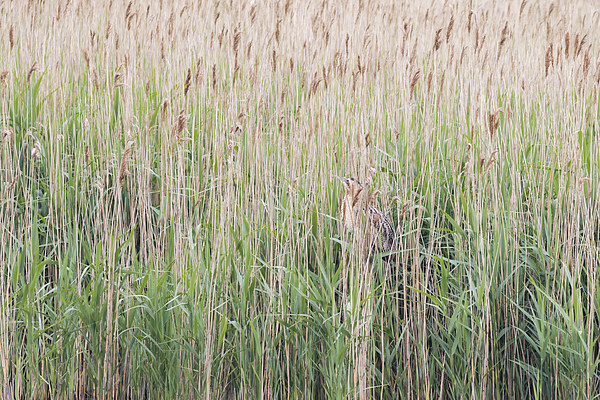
xmin=1 ymin=0 xmax=599 ymax=398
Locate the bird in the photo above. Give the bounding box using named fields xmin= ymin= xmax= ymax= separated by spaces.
xmin=335 ymin=176 xmax=395 ymax=258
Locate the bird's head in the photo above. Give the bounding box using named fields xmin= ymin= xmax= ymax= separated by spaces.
xmin=334 ymin=176 xmax=364 ymax=199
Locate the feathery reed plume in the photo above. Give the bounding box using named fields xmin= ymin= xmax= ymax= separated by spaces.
xmin=576 ymin=34 xmax=587 ymax=57
xmin=233 ymin=28 xmax=241 ymax=57
xmin=9 ymin=25 xmax=14 ymax=50
xmin=583 ymin=49 xmax=590 ymax=76
xmin=125 ymin=1 xmax=134 ymax=30
xmin=519 ymin=0 xmax=527 ymax=17
xmin=487 ymin=111 xmax=500 ymax=138
xmin=309 ymin=72 xmax=322 ymax=98
xmin=27 ymin=62 xmax=39 ymax=83
xmin=427 ymin=71 xmax=433 ymax=94
xmin=352 ymin=70 xmax=359 ymax=93
xmin=83 ymin=50 xmax=90 ymax=69
xmin=545 ymin=44 xmax=553 ymax=76
xmin=275 ymin=19 xmax=281 ymax=43
xmin=485 ymin=150 xmax=498 ymax=171
xmin=497 ymin=21 xmax=508 ymax=60
xmin=547 ymin=2 xmax=555 ymax=18
xmin=31 ymin=140 xmax=41 ymax=161
xmin=91 ymin=69 xmax=99 ymax=90
xmin=118 ymin=140 xmax=134 ymax=187
xmin=114 ymin=65 xmax=124 ymax=88
xmin=105 ymin=21 xmax=111 ymax=39
xmin=272 ymin=49 xmax=277 ymax=73
xmin=211 ymin=64 xmax=217 ymax=91
xmin=0 ymin=70 xmax=8 ymax=91
xmin=175 ymin=109 xmax=187 ymax=137
xmin=232 ymin=61 xmax=240 ymax=87
xmin=409 ymin=70 xmax=421 ymax=95
xmin=184 ymin=68 xmax=192 ymax=97
xmin=446 ymin=14 xmax=454 ymax=43
xmin=279 ymin=85 xmax=287 ymax=106
xmin=439 ymin=70 xmax=445 ymax=97
xmin=195 ymin=58 xmax=204 ymax=87
xmin=246 ymin=41 xmax=252 ymax=58
xmin=1 ymin=127 xmax=11 ymax=145
xmin=468 ymin=10 xmax=473 ymax=33
xmin=433 ymin=28 xmax=442 ymax=51
xmin=565 ymin=33 xmax=570 ymax=58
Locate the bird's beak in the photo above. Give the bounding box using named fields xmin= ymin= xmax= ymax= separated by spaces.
xmin=334 ymin=175 xmax=347 ymax=185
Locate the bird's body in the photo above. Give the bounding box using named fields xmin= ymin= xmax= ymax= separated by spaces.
xmin=336 ymin=176 xmax=395 ymax=256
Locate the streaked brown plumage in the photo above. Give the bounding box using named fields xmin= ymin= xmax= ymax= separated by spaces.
xmin=335 ymin=176 xmax=395 ymax=256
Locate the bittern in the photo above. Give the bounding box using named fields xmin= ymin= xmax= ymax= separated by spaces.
xmin=335 ymin=176 xmax=395 ymax=257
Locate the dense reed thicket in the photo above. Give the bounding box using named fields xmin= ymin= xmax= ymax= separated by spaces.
xmin=1 ymin=0 xmax=599 ymax=398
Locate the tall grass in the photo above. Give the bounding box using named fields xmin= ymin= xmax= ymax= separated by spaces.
xmin=1 ymin=0 xmax=599 ymax=398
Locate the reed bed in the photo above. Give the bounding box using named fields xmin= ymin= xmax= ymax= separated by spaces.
xmin=1 ymin=0 xmax=599 ymax=398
